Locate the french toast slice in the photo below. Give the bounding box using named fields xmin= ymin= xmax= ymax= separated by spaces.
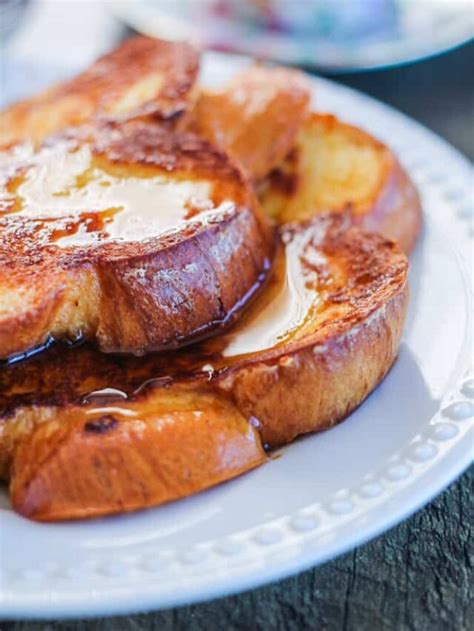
xmin=0 ymin=121 xmax=273 ymax=359
xmin=0 ymin=36 xmax=199 ymax=148
xmin=259 ymin=113 xmax=422 ymax=253
xmin=0 ymin=215 xmax=408 ymax=520
xmin=187 ymin=65 xmax=311 ymax=181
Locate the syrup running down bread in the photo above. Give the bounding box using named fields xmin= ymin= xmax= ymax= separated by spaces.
xmin=0 ymin=35 xmax=417 ymax=522
xmin=0 ymin=215 xmax=408 ymax=520
xmin=0 ymin=121 xmax=273 ymax=359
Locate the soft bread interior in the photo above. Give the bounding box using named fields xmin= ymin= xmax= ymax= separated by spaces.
xmin=259 ymin=113 xmax=421 ymax=254
xmin=260 ymin=114 xmax=392 ymax=222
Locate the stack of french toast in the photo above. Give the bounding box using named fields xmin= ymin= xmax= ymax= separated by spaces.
xmin=0 ymin=37 xmax=421 ymax=521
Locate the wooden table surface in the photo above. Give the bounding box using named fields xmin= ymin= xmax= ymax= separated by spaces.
xmin=3 ymin=40 xmax=473 ymax=631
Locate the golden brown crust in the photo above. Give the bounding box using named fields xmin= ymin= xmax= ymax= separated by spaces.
xmin=259 ymin=113 xmax=422 ymax=254
xmin=186 ymin=65 xmax=311 ymax=181
xmin=218 ymin=288 xmax=406 ymax=446
xmin=0 ymin=216 xmax=408 ymax=520
xmin=0 ymin=37 xmax=200 ymax=148
xmin=358 ymin=158 xmax=422 ymax=255
xmin=0 ymin=52 xmax=416 ymax=521
xmin=10 ymin=385 xmax=265 ymax=521
xmin=0 ymin=122 xmax=274 ymax=358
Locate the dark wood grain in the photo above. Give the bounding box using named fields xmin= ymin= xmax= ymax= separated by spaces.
xmin=2 ymin=467 xmax=472 ymax=630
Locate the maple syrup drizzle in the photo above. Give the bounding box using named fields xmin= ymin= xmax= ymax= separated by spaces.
xmin=1 ymin=144 xmax=233 ymax=246
xmin=0 ymin=227 xmax=330 ymax=418
xmin=220 ymin=229 xmax=323 ymax=357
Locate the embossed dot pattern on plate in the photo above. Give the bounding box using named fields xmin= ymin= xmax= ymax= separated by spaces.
xmin=442 ymin=401 xmax=474 ymax=421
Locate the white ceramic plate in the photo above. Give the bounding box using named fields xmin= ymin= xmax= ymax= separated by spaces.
xmin=0 ymin=52 xmax=472 ymax=620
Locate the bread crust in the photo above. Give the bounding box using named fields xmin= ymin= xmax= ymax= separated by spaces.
xmin=9 ymin=386 xmax=265 ymax=521
xmin=0 ymin=48 xmax=415 ymax=521
xmin=1 ymin=215 xmax=408 ymax=520
xmin=0 ymin=36 xmax=199 ymax=148
xmin=187 ymin=65 xmax=311 ymax=181
xmin=219 ymin=294 xmax=406 ymax=446
xmin=0 ymin=122 xmax=274 ymax=358
xmin=216 ymin=220 xmax=408 ymax=446
xmin=259 ymin=113 xmax=422 ymax=254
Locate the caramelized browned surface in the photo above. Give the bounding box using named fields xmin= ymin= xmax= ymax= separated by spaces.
xmin=0 ymin=121 xmax=273 ymax=358
xmin=0 ymin=215 xmax=408 ymax=519
xmin=0 ymin=37 xmax=199 ymax=148
xmin=187 ymin=65 xmax=311 ymax=181
xmin=0 ymin=46 xmax=415 ymax=520
xmin=0 ymin=214 xmax=404 ymax=407
xmin=259 ymin=113 xmax=422 ymax=253
xmin=10 ymin=385 xmax=266 ymax=521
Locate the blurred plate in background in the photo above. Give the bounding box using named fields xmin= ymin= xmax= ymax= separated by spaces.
xmin=109 ymin=0 xmax=473 ymax=72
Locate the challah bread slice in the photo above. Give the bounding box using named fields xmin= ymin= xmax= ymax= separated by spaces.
xmin=0 ymin=121 xmax=273 ymax=359
xmin=187 ymin=65 xmax=311 ymax=181
xmin=1 ymin=215 xmax=408 ymax=520
xmin=8 ymin=386 xmax=266 ymax=522
xmin=259 ymin=113 xmax=422 ymax=253
xmin=0 ymin=36 xmax=199 ymax=148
